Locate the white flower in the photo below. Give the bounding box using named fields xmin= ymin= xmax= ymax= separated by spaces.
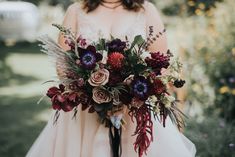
xmin=140 ymin=50 xmax=151 ymax=60
xmin=162 ymin=94 xmax=175 ymax=108
xmin=145 ymin=95 xmax=158 ymax=106
xmin=98 ymin=50 xmax=108 ymax=64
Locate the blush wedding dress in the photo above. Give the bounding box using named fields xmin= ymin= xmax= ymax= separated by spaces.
xmin=26 ymin=2 xmax=196 ymax=157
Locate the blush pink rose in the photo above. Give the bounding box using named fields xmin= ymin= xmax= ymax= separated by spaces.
xmin=88 ymin=68 xmax=110 ymax=86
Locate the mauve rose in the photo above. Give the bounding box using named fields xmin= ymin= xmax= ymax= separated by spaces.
xmin=92 ymin=87 xmax=112 ymax=104
xmin=88 ymin=68 xmax=110 ymax=86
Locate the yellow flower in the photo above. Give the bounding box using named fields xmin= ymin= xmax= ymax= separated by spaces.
xmin=198 ymin=3 xmax=205 ymax=10
xmin=219 ymin=86 xmax=230 ymax=94
xmin=195 ymin=9 xmax=203 ymax=16
xmin=232 ymin=48 xmax=235 ymax=56
xmin=188 ymin=1 xmax=195 ymax=6
xmin=231 ymin=89 xmax=235 ymax=95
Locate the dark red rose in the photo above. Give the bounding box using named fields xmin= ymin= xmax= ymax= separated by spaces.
xmin=46 ymin=84 xmax=65 ymax=98
xmin=47 ymin=84 xmax=82 ymax=112
xmin=61 ymin=92 xmax=82 ymax=112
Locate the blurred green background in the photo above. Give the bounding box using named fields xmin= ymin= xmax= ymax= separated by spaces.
xmin=0 ymin=0 xmax=235 ymax=157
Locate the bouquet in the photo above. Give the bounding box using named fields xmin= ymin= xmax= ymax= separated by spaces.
xmin=39 ymin=24 xmax=186 ymax=157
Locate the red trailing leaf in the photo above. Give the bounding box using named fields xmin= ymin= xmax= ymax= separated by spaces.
xmin=128 ymin=105 xmax=153 ymax=157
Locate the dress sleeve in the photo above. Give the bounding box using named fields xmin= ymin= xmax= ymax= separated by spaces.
xmin=56 ymin=3 xmax=79 ymax=79
xmin=58 ymin=3 xmax=79 ymax=51
xmin=144 ymin=1 xmax=168 ymax=53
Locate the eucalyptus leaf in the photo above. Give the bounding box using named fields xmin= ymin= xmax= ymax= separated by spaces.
xmin=130 ymin=35 xmax=145 ymax=50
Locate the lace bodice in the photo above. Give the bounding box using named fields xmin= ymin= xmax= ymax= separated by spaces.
xmin=76 ymin=2 xmax=147 ymax=44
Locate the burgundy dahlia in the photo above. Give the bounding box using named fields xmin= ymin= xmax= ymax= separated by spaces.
xmin=107 ymin=39 xmax=126 ymax=52
xmin=145 ymin=52 xmax=170 ymax=75
xmin=78 ymin=45 xmax=103 ymax=70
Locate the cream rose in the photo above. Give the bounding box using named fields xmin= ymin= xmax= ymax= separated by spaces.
xmin=92 ymin=87 xmax=112 ymax=104
xmin=88 ymin=68 xmax=109 ymax=86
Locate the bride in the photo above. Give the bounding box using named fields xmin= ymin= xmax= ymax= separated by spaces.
xmin=26 ymin=0 xmax=196 ymax=157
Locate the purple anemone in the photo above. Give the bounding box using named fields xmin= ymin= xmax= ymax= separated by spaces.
xmin=78 ymin=45 xmax=102 ymax=70
xmin=132 ymin=76 xmax=151 ymax=101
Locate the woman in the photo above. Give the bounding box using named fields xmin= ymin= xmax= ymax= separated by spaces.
xmin=26 ymin=0 xmax=196 ymax=156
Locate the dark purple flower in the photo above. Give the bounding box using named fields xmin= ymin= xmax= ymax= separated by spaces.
xmin=107 ymin=39 xmax=126 ymax=52
xmin=78 ymin=45 xmax=102 ymax=70
xmin=132 ymin=76 xmax=151 ymax=101
xmin=173 ymin=79 xmax=186 ymax=88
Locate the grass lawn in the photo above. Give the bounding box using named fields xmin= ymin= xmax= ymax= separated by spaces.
xmin=0 ymin=96 xmax=49 ymax=157
xmin=0 ymin=42 xmax=54 ymax=157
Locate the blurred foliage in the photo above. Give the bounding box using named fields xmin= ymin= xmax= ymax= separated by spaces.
xmin=0 ymin=42 xmax=39 ymax=87
xmin=187 ymin=0 xmax=235 ymax=122
xmin=7 ymin=0 xmax=73 ymax=8
xmin=185 ymin=116 xmax=235 ymax=157
xmin=164 ymin=0 xmax=235 ymax=122
xmin=162 ymin=1 xmax=235 ymax=154
xmin=161 ymin=0 xmax=224 ymax=16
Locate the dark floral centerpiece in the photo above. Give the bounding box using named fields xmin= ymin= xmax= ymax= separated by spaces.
xmin=38 ymin=24 xmax=186 ymax=157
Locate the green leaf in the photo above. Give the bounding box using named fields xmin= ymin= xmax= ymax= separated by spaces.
xmin=130 ymin=35 xmax=145 ymax=50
